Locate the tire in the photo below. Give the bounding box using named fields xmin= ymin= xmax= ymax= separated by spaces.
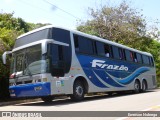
xmin=134 ymin=80 xmax=140 ymax=94
xmin=142 ymin=81 xmax=147 ymax=92
xmin=41 ymin=96 xmax=54 ymax=102
xmin=70 ymin=80 xmax=84 ymax=101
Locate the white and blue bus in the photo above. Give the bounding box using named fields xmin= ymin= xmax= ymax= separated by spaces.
xmin=2 ymin=25 xmax=157 ymax=102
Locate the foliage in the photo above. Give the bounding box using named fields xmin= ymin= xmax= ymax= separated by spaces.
xmin=0 ymin=13 xmax=30 ymax=33
xmin=28 ymin=23 xmax=51 ymax=30
xmin=77 ymin=0 xmax=160 ymax=86
xmin=78 ymin=1 xmax=147 ymax=45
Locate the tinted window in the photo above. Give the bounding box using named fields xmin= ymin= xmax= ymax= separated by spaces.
xmin=52 ymin=28 xmax=70 ymax=44
xmin=112 ymin=46 xmax=120 ymax=59
xmin=104 ymin=44 xmax=112 ymax=58
xmin=133 ymin=52 xmax=137 ymax=63
xmin=79 ymin=36 xmax=94 ymax=54
xmin=14 ymin=29 xmax=51 ymax=48
xmin=119 ymin=48 xmax=125 ymax=60
xmin=74 ymin=35 xmax=94 ymax=55
xmin=74 ymin=35 xmax=79 ymax=52
xmin=136 ymin=53 xmax=142 ymax=63
xmin=125 ymin=50 xmax=134 ymax=62
xmin=142 ymin=55 xmax=150 ymax=65
xmin=51 ymin=44 xmax=63 ymax=62
xmin=149 ymin=57 xmax=154 ymax=66
xmin=96 ymin=41 xmax=105 ymax=56
xmin=52 ymin=28 xmax=72 ymax=73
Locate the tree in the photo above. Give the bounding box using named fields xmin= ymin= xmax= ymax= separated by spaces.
xmin=28 ymin=23 xmax=51 ymax=30
xmin=0 ymin=12 xmax=31 ymax=33
xmin=77 ymin=0 xmax=160 ymax=86
xmin=78 ymin=1 xmax=147 ymax=46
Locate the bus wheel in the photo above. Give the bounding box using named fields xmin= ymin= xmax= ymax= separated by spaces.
xmin=134 ymin=80 xmax=140 ymax=94
xmin=41 ymin=96 xmax=54 ymax=102
xmin=142 ymin=81 xmax=147 ymax=92
xmin=70 ymin=80 xmax=84 ymax=101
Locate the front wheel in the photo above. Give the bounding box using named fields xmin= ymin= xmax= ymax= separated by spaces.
xmin=70 ymin=81 xmax=84 ymax=101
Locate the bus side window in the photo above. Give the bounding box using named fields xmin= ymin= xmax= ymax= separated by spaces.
xmin=79 ymin=36 xmax=94 ymax=55
xmin=96 ymin=41 xmax=105 ymax=57
xmin=125 ymin=50 xmax=134 ymax=62
xmin=142 ymin=55 xmax=150 ymax=65
xmin=51 ymin=44 xmax=63 ymax=62
xmin=136 ymin=53 xmax=142 ymax=63
xmin=73 ymin=35 xmax=79 ymax=52
xmin=104 ymin=44 xmax=110 ymax=57
xmin=74 ymin=35 xmax=94 ymax=55
xmin=104 ymin=44 xmax=113 ymax=58
xmin=130 ymin=51 xmax=134 ymax=61
xmin=149 ymin=57 xmax=154 ymax=66
xmin=119 ymin=48 xmax=125 ymax=60
xmin=112 ymin=46 xmax=120 ymax=59
xmin=133 ymin=52 xmax=137 ymax=62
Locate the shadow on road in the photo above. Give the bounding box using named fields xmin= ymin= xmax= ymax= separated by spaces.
xmin=14 ymin=90 xmax=155 ymax=107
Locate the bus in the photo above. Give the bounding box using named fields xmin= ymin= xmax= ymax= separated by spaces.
xmin=2 ymin=25 xmax=157 ymax=102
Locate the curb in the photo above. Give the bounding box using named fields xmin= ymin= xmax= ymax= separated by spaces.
xmin=0 ymin=98 xmax=41 ymax=106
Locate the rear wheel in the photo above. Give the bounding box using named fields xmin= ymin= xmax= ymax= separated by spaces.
xmin=134 ymin=80 xmax=140 ymax=93
xmin=41 ymin=96 xmax=54 ymax=102
xmin=70 ymin=80 xmax=84 ymax=101
xmin=142 ymin=81 xmax=147 ymax=92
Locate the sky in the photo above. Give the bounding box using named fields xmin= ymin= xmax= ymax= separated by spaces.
xmin=0 ymin=0 xmax=160 ymax=29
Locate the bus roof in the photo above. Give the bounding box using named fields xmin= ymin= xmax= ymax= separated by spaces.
xmin=17 ymin=25 xmax=152 ymax=57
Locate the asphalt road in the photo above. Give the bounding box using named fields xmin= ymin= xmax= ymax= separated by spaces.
xmin=0 ymin=89 xmax=160 ymax=120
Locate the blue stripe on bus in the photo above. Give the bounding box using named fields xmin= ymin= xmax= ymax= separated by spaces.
xmin=9 ymin=82 xmax=51 ymax=98
xmin=83 ymin=69 xmax=108 ymax=88
xmin=117 ymin=67 xmax=150 ymax=85
xmin=93 ymin=69 xmax=125 ymax=87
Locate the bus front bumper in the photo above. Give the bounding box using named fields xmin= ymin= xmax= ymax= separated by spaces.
xmin=9 ymin=82 xmax=51 ymax=98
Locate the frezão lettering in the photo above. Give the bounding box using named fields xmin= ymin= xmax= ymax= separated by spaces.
xmin=91 ymin=59 xmax=128 ymax=71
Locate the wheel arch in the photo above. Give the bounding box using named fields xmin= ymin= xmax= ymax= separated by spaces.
xmin=72 ymin=75 xmax=89 ymax=94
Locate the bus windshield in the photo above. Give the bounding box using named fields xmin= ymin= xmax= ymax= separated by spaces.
xmin=10 ymin=44 xmax=49 ymax=77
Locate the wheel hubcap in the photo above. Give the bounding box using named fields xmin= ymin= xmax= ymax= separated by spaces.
xmin=135 ymin=83 xmax=139 ymax=90
xmin=76 ymin=86 xmax=83 ymax=96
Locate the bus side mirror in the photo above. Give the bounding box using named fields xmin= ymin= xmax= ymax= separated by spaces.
xmin=51 ymin=61 xmax=65 ymax=77
xmin=2 ymin=51 xmax=12 ymax=64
